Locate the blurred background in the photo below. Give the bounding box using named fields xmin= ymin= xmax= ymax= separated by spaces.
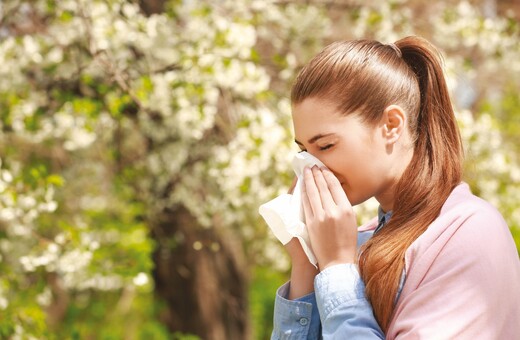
xmin=0 ymin=0 xmax=518 ymax=339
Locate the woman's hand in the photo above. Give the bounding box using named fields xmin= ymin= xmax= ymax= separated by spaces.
xmin=285 ymin=237 xmax=319 ymax=299
xmin=302 ymin=166 xmax=358 ymax=270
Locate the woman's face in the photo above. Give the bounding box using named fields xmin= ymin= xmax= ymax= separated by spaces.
xmin=292 ymin=97 xmax=400 ymax=209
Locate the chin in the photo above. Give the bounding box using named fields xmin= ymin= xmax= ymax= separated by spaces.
xmin=342 ymin=185 xmax=369 ymax=206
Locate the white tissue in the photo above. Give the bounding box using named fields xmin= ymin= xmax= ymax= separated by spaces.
xmin=258 ymin=152 xmax=325 ymax=267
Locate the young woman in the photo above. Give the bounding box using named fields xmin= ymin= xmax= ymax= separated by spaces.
xmin=271 ymin=36 xmax=520 ymax=339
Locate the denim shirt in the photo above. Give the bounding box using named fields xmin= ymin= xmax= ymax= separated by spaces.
xmin=271 ymin=208 xmax=399 ymax=340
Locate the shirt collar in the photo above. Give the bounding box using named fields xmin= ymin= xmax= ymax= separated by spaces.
xmin=375 ymin=206 xmax=393 ymax=233
xmin=378 ymin=206 xmax=393 ymax=221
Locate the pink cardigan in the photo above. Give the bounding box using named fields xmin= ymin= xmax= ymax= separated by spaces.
xmin=359 ymin=183 xmax=520 ymax=338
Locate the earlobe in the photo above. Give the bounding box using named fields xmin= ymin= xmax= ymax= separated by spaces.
xmin=383 ymin=105 xmax=406 ymax=144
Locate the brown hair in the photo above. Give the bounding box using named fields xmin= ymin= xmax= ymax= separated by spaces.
xmin=291 ymin=36 xmax=463 ymax=331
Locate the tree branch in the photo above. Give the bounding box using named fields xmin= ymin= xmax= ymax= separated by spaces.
xmin=76 ymin=0 xmax=145 ymax=112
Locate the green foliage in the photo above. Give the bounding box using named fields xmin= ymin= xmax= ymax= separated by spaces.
xmin=250 ymin=266 xmax=288 ymax=340
xmin=475 ymin=84 xmax=520 ymax=255
xmin=171 ymin=332 xmax=201 ymax=340
xmin=57 ymin=290 xmax=171 ymax=339
xmin=495 ymin=85 xmax=520 ymax=152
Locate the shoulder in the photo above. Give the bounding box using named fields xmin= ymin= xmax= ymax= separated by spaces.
xmin=391 ymin=183 xmax=520 ymax=338
xmin=406 ymin=182 xmax=518 ymax=272
xmin=439 ymin=182 xmax=509 ymax=237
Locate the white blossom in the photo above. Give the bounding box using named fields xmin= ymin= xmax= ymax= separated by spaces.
xmin=133 ymin=272 xmax=149 ymax=287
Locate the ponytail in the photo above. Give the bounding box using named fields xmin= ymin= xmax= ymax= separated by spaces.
xmin=359 ymin=36 xmax=463 ymax=331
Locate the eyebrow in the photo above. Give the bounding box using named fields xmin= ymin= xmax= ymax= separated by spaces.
xmin=295 ymin=133 xmax=336 ymax=146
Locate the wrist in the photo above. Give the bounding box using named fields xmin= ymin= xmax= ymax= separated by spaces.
xmin=289 ymin=261 xmax=319 ymax=300
xmin=292 ymin=260 xmax=319 ymax=274
xmin=319 ymin=257 xmax=356 ymax=271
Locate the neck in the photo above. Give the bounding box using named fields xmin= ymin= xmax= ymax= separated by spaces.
xmin=377 ymin=141 xmax=414 ymax=212
xmin=376 ymin=186 xmax=396 ymax=213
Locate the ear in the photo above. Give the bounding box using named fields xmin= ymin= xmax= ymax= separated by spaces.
xmin=382 ymin=105 xmax=406 ymax=144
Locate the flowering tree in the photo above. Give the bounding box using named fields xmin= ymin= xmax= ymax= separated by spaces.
xmin=0 ymin=0 xmax=329 ymax=338
xmin=0 ymin=0 xmax=518 ymax=338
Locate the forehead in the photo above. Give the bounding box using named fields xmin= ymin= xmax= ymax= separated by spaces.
xmin=292 ymin=98 xmax=345 ymax=136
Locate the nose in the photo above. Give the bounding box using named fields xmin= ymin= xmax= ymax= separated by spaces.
xmin=304 ymin=151 xmax=324 ymax=165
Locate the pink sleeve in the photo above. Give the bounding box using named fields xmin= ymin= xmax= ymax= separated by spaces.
xmin=358 ymin=216 xmax=378 ymax=232
xmin=387 ymin=201 xmax=520 ymax=339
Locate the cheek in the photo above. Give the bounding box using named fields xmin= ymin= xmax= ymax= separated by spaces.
xmin=318 ymin=140 xmax=378 ymax=181
xmin=320 ymin=156 xmax=350 ymax=182
xmin=326 ymin=150 xmax=377 ymax=184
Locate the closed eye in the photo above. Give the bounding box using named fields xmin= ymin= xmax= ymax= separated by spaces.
xmin=319 ymin=144 xmax=333 ymax=151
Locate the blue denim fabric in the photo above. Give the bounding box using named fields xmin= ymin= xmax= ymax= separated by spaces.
xmin=271 ymin=209 xmax=397 ymax=339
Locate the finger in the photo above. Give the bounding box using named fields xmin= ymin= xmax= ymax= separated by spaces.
xmin=303 ymin=166 xmax=324 ymax=210
xmin=303 ymin=166 xmax=324 ymax=214
xmin=311 ymin=166 xmax=336 ymax=208
xmin=322 ymin=168 xmax=351 ymax=207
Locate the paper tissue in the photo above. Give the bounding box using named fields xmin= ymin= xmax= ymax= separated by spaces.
xmin=258 ymin=152 xmax=325 ymax=267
